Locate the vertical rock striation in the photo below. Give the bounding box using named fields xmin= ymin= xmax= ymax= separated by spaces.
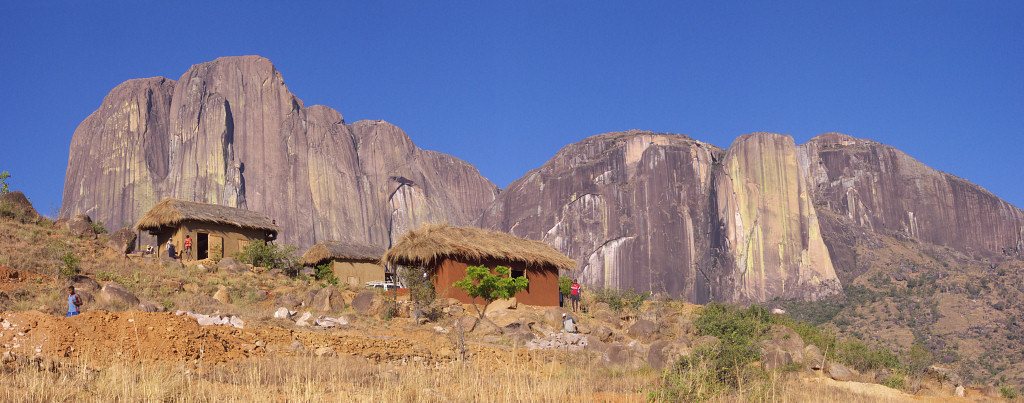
xmin=60 ymin=56 xmax=499 ymax=248
xmin=715 ymin=133 xmax=840 ymax=302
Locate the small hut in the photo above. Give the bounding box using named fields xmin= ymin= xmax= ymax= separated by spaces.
xmin=300 ymin=240 xmax=388 ymax=286
xmin=135 ymin=198 xmax=279 ymax=259
xmin=383 ymin=223 xmax=576 ymax=306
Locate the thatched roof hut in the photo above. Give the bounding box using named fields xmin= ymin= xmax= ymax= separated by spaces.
xmin=382 ymin=223 xmax=576 ymax=270
xmin=135 ymin=198 xmax=279 ymax=234
xmin=301 ymin=240 xmax=386 ymax=266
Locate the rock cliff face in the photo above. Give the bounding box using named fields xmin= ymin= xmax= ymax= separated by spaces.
xmin=715 ymin=134 xmax=840 ymax=302
xmin=60 ymin=56 xmax=499 ymax=248
xmin=798 ymin=133 xmax=1024 ymax=266
xmin=479 ymin=131 xmax=842 ymax=302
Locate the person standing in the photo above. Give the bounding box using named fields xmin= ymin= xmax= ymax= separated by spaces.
xmin=167 ymin=240 xmax=177 ymax=259
xmin=183 ymin=235 xmax=193 ymax=259
xmin=67 ymin=286 xmax=82 ymax=317
xmin=570 ymin=279 xmax=582 ymax=313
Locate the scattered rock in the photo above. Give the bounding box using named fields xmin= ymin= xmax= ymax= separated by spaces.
xmin=182 ymin=283 xmax=200 ymax=294
xmin=212 ymin=286 xmax=232 ymax=305
xmin=295 ymin=312 xmax=314 ymax=327
xmin=100 ymin=283 xmax=140 ymax=306
xmin=584 ymin=335 xmax=607 ymax=352
xmin=804 ymin=345 xmax=825 ymax=370
xmin=65 ymin=214 xmax=97 ymax=238
xmin=299 ymin=267 xmax=315 ymax=276
xmin=176 ymin=311 xmax=244 ymax=329
xmin=627 ymin=319 xmax=659 ymax=342
xmin=455 ymin=315 xmax=479 ymax=333
xmin=485 ymin=298 xmax=517 ymax=314
xmin=314 ymin=346 xmax=336 ymax=357
xmin=0 ymin=191 xmax=39 ymax=219
xmin=526 ymin=333 xmax=589 ymax=351
xmin=541 ymin=308 xmax=565 ymax=327
xmin=72 ymin=275 xmax=101 ymax=293
xmin=276 ymin=294 xmax=300 ymax=309
xmin=350 ymin=291 xmax=383 ymax=316
xmin=218 ymin=257 xmax=247 ymax=273
xmin=762 ymin=325 xmax=804 ymax=364
xmin=161 ymin=279 xmax=183 ymax=292
xmin=273 ymin=307 xmax=295 ymax=319
xmin=648 ymin=340 xmax=690 ymax=370
xmin=314 ymin=316 xmax=348 ymax=328
xmin=601 ymin=344 xmax=643 ymax=370
xmin=311 ymin=286 xmax=345 ymax=312
xmin=575 ymin=322 xmax=591 ymax=334
xmin=472 ymin=319 xmax=501 ymax=335
xmin=594 ymin=310 xmax=620 ymax=328
xmin=593 ymin=325 xmax=614 ymax=343
xmin=826 ymin=362 xmax=856 ymax=382
xmin=106 ymin=228 xmax=136 ymax=254
xmin=762 ymin=348 xmax=793 ymax=371
xmin=288 ymin=340 xmax=305 ymax=352
xmin=138 ymin=301 xmax=164 ymax=313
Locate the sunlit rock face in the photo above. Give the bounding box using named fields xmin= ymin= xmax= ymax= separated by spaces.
xmin=480 ymin=131 xmax=725 ymax=302
xmin=715 ymin=133 xmax=841 ymax=302
xmin=799 ymin=133 xmax=1024 ymax=266
xmin=60 ymin=56 xmax=499 ymax=248
xmin=481 ymin=131 xmax=844 ymax=303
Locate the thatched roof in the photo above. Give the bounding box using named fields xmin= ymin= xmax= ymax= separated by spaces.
xmin=135 ymin=198 xmax=279 ymax=233
xmin=301 ymin=240 xmax=386 ymax=266
xmin=383 ymin=223 xmax=576 ymax=271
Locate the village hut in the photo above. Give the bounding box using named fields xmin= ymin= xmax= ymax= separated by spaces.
xmin=300 ymin=240 xmax=389 ymax=286
xmin=135 ymin=198 xmax=279 ymax=259
xmin=383 ymin=223 xmax=576 ymax=306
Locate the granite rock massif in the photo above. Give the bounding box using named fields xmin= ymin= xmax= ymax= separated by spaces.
xmin=61 ymin=56 xmax=1024 ymax=303
xmin=60 ymin=56 xmax=499 ymax=248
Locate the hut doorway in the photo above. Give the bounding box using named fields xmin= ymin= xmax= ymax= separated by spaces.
xmin=197 ymin=233 xmax=209 ymax=260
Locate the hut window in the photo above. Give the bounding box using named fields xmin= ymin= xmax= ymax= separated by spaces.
xmin=511 ymin=269 xmax=526 ymax=279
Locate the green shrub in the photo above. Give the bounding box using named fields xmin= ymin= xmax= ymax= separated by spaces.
xmin=57 ymin=251 xmax=79 ymax=279
xmin=558 ymin=276 xmax=572 ymax=296
xmin=453 ymin=265 xmax=528 ymax=319
xmin=881 ymin=373 xmax=907 ymax=390
xmin=234 ymin=240 xmax=299 ymax=274
xmin=0 ymin=171 xmax=9 ymax=195
xmin=593 ymin=287 xmax=651 ymax=312
xmin=89 ymin=220 xmax=108 ymax=234
xmin=999 ymin=385 xmax=1018 ymax=399
xmin=314 ymin=262 xmax=338 ymax=285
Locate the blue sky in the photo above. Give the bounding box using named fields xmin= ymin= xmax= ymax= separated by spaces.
xmin=1 ymin=1 xmax=1021 ymax=215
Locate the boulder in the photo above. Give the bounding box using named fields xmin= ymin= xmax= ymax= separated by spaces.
xmin=72 ymin=275 xmax=101 ymax=293
xmin=65 ymin=214 xmax=97 ymax=238
xmin=594 ymin=310 xmax=620 ymax=328
xmin=485 ymin=298 xmax=518 ymax=314
xmin=584 ymin=335 xmax=607 ymax=353
xmin=273 ymin=307 xmax=294 ymax=319
xmin=99 ymin=283 xmax=139 ymax=306
xmin=212 ymin=286 xmax=232 ymax=305
xmin=593 ymin=325 xmax=614 ymax=343
xmin=601 ymin=344 xmax=644 ymax=370
xmin=218 ymin=257 xmax=247 ymax=273
xmin=311 ymin=286 xmax=345 ymax=312
xmin=138 ymin=301 xmax=164 ymax=312
xmin=804 ymin=345 xmax=825 ymax=370
xmin=0 ymin=191 xmax=39 ymax=219
xmin=541 ymin=308 xmax=565 ymax=327
xmin=294 ymin=312 xmax=314 ymax=327
xmin=627 ymin=319 xmax=659 ymax=342
xmin=276 ymin=294 xmax=301 ymax=309
xmin=648 ymin=340 xmax=691 ymax=370
xmin=762 ymin=348 xmax=793 ymax=371
xmin=575 ymin=322 xmax=591 ymax=334
xmin=826 ymin=362 xmax=856 ymax=382
xmin=182 ymin=283 xmax=200 ymax=294
xmin=762 ymin=325 xmax=804 ymax=364
xmin=472 ymin=319 xmax=501 ymax=336
xmin=106 ymin=228 xmax=136 ymax=254
xmin=455 ymin=315 xmax=479 ymax=333
xmin=926 ymin=365 xmax=963 ymax=388
xmin=350 ymin=291 xmax=383 ymax=316
xmin=314 ymin=347 xmax=336 ymax=358
xmin=315 ymin=316 xmax=348 ymax=328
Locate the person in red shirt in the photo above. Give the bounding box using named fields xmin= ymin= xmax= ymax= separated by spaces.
xmin=183 ymin=235 xmax=193 ymax=260
xmin=570 ymin=279 xmax=582 ymax=313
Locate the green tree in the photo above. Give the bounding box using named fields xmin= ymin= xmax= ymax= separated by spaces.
xmin=453 ymin=265 xmax=528 ymax=319
xmin=234 ymin=240 xmax=299 ymax=274
xmin=0 ymin=171 xmax=10 ymax=195
xmin=558 ymin=276 xmax=572 ymax=296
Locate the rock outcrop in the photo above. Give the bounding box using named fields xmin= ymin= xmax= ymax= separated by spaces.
xmin=60 ymin=56 xmax=499 ymax=249
xmin=799 ymin=133 xmax=1024 ymax=264
xmin=480 ymin=131 xmax=843 ymax=302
